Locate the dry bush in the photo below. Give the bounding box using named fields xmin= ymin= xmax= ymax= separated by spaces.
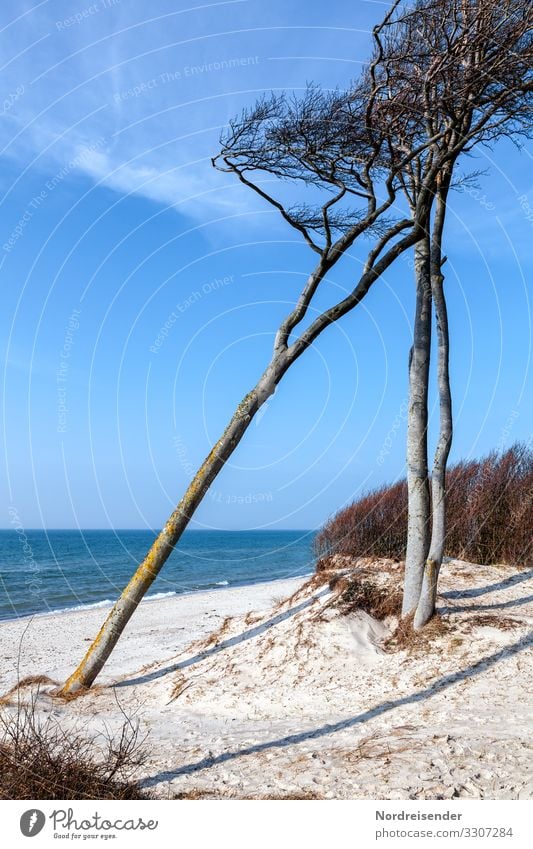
xmin=315 ymin=443 xmax=532 ymax=567
xmin=445 ymin=444 xmax=532 ymax=565
xmin=334 ymin=575 xmax=403 ymax=620
xmin=316 ymin=480 xmax=408 ymax=562
xmin=0 ymin=694 xmax=150 ymax=800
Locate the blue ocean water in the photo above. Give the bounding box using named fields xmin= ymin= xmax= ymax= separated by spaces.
xmin=0 ymin=529 xmax=316 ymax=621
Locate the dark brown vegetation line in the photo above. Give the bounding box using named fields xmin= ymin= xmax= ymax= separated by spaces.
xmin=315 ymin=443 xmax=532 ymax=567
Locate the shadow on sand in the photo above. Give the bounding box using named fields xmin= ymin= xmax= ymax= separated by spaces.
xmin=116 ymin=587 xmax=329 ymax=689
xmin=441 ymin=568 xmax=533 ymax=600
xmin=142 ymin=630 xmax=532 ymax=787
xmin=440 ymin=593 xmax=533 ymax=615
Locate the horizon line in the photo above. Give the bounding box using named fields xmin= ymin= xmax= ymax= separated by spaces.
xmin=0 ymin=527 xmax=317 ymax=533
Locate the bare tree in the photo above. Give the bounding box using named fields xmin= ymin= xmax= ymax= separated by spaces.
xmin=59 ymin=1 xmax=449 ymax=695
xmin=58 ymin=0 xmax=531 ymax=694
xmin=390 ymin=0 xmax=533 ymax=621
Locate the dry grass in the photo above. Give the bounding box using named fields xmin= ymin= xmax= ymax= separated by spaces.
xmin=0 ymin=675 xmax=57 ymax=706
xmin=173 ymin=789 xmax=323 ymax=799
xmin=280 ymin=571 xmax=330 ymax=608
xmin=0 ymin=692 xmax=150 ymax=800
xmin=385 ymin=613 xmax=450 ymax=654
xmin=343 ymin=731 xmax=421 ymax=764
xmin=333 ymin=574 xmax=403 ymax=620
xmin=462 ymin=614 xmax=524 ymax=632
xmin=310 ymin=558 xmax=404 ymax=626
xmin=202 ymin=616 xmax=233 ymax=648
xmin=257 ymin=791 xmax=323 ymax=800
xmin=170 ymin=672 xmax=193 ymax=702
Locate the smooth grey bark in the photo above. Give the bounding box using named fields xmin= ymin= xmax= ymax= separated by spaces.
xmin=414 ymin=186 xmax=452 ymax=629
xmin=402 ymin=235 xmax=432 ymax=615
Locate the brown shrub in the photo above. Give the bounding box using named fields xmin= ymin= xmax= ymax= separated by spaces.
xmin=316 ymin=480 xmax=408 ymax=562
xmin=315 ymin=443 xmax=532 ymax=567
xmin=0 ymin=696 xmax=150 ymax=800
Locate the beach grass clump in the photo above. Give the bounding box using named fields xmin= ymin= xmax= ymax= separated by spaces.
xmin=385 ymin=612 xmax=450 ymax=654
xmin=0 ymin=696 xmax=149 ymax=800
xmin=333 ymin=574 xmax=403 ymax=620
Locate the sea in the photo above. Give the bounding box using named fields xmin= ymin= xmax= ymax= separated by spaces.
xmin=0 ymin=529 xmax=316 ymax=621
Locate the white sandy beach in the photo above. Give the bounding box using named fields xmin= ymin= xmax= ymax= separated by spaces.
xmin=1 ymin=562 xmax=532 ymax=800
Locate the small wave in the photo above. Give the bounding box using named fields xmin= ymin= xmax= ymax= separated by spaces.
xmin=145 ymin=591 xmax=178 ymax=602
xmin=7 ymin=571 xmax=311 ymax=622
xmin=38 ymin=598 xmax=115 ymax=617
xmin=32 ymin=590 xmax=178 ymax=619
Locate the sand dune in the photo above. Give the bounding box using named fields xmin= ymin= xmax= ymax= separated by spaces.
xmin=1 ymin=561 xmax=532 ymax=800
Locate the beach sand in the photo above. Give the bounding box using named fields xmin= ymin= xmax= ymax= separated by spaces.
xmin=1 ymin=562 xmax=532 ymax=800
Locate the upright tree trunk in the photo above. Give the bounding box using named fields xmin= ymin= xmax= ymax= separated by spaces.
xmin=414 ymin=188 xmax=452 ymax=629
xmin=402 ymin=236 xmax=432 ymax=615
xmin=59 ymin=357 xmax=287 ymax=695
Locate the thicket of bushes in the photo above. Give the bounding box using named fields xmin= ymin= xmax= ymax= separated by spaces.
xmin=315 ymin=443 xmax=532 ymax=566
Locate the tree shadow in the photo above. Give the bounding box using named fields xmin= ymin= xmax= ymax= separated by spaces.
xmin=142 ymin=630 xmax=532 ymax=787
xmin=441 ymin=568 xmax=533 ymax=600
xmin=440 ymin=593 xmax=533 ymax=615
xmin=116 ymin=587 xmax=329 ymax=688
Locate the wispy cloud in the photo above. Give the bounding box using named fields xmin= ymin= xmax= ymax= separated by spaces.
xmin=0 ymin=2 xmax=266 ymax=217
xmin=0 ymin=0 xmax=379 ymax=219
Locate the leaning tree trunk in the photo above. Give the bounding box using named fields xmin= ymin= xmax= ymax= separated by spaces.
xmin=58 ymin=211 xmax=425 ymax=695
xmin=402 ymin=235 xmax=432 ymax=615
xmin=414 ymin=187 xmax=452 ymax=629
xmin=59 ymin=357 xmax=287 ymax=695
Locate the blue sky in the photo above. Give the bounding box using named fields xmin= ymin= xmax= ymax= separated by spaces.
xmin=0 ymin=0 xmax=531 ymax=531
